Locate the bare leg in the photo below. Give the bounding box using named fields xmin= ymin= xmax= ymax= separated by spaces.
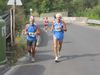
xmin=53 ymin=37 xmax=57 ymax=58
xmin=58 ymin=41 xmax=63 ymax=52
xmin=31 ymin=41 xmax=37 ymax=62
xmin=31 ymin=46 xmax=36 ymax=57
xmin=31 ymin=41 xmax=37 ymax=57
xmin=53 ymin=36 xmax=57 ymax=57
xmin=53 ymin=36 xmax=59 ymax=62
xmin=57 ymin=41 xmax=63 ymax=58
xmin=27 ymin=46 xmax=31 ymax=55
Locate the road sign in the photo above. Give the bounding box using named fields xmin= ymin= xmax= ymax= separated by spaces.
xmin=7 ymin=0 xmax=22 ymax=5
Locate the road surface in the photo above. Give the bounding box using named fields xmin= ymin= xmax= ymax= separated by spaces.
xmin=3 ymin=23 xmax=100 ymax=75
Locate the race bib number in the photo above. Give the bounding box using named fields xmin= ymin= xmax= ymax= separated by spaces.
xmin=55 ymin=26 xmax=61 ymax=31
xmin=28 ymin=32 xmax=35 ymax=37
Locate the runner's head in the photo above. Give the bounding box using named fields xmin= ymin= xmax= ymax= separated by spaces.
xmin=29 ymin=16 xmax=34 ymax=24
xmin=56 ymin=13 xmax=62 ymax=22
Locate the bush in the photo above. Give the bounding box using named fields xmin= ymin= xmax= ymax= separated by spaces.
xmin=83 ymin=5 xmax=100 ymax=19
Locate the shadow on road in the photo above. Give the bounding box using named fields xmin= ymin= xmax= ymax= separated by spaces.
xmin=63 ymin=41 xmax=72 ymax=44
xmin=35 ymin=53 xmax=54 ymax=62
xmin=37 ymin=49 xmax=52 ymax=54
xmin=16 ymin=49 xmax=54 ymax=64
xmin=4 ymin=64 xmax=45 ymax=75
xmin=59 ymin=53 xmax=100 ymax=62
xmin=38 ymin=29 xmax=49 ymax=47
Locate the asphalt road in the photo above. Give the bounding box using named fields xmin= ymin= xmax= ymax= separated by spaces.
xmin=3 ymin=23 xmax=100 ymax=75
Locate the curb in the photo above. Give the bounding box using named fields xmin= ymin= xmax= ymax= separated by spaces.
xmin=0 ymin=63 xmax=10 ymax=75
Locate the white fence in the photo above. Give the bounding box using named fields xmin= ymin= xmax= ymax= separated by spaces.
xmin=35 ymin=17 xmax=100 ymax=24
xmin=87 ymin=19 xmax=100 ymax=24
xmin=63 ymin=17 xmax=100 ymax=24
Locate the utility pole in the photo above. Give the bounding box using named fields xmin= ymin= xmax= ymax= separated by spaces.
xmin=10 ymin=8 xmax=13 ymax=46
xmin=12 ymin=0 xmax=16 ymax=45
xmin=7 ymin=0 xmax=22 ymax=46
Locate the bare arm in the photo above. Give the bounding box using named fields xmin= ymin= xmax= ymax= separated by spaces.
xmin=24 ymin=24 xmax=29 ymax=35
xmin=50 ymin=21 xmax=54 ymax=31
xmin=62 ymin=20 xmax=67 ymax=31
xmin=34 ymin=26 xmax=41 ymax=35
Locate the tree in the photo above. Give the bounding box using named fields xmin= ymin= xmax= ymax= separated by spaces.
xmin=40 ymin=0 xmax=52 ymax=13
xmin=83 ymin=0 xmax=98 ymax=8
xmin=0 ymin=0 xmax=7 ymax=13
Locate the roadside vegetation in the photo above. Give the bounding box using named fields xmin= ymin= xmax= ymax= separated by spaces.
xmin=0 ymin=0 xmax=100 ymax=19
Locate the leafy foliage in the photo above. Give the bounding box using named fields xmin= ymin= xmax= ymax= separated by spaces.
xmin=0 ymin=0 xmax=100 ymax=19
xmin=0 ymin=0 xmax=7 ymax=14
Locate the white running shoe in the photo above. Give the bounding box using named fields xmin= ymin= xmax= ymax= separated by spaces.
xmin=55 ymin=56 xmax=58 ymax=62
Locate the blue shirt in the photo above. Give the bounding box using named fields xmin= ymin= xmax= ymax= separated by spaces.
xmin=53 ymin=21 xmax=64 ymax=41
xmin=27 ymin=24 xmax=37 ymax=41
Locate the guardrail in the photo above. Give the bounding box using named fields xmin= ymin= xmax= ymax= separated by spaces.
xmin=34 ymin=17 xmax=100 ymax=25
xmin=87 ymin=19 xmax=100 ymax=24
xmin=62 ymin=17 xmax=100 ymax=25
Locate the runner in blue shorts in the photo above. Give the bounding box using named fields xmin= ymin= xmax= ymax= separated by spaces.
xmin=51 ymin=13 xmax=67 ymax=62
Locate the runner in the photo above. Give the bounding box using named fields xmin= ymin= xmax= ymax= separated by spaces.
xmin=51 ymin=13 xmax=67 ymax=62
xmin=24 ymin=16 xmax=40 ymax=62
xmin=43 ymin=17 xmax=49 ymax=32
